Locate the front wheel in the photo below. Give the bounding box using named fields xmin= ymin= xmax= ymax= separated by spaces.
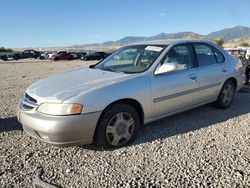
xmin=215 ymin=80 xmax=235 ymax=109
xmin=94 ymin=103 xmax=140 ymax=149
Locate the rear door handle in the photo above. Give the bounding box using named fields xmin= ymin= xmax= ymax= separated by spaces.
xmin=221 ymin=67 xmax=227 ymax=73
xmin=189 ymin=74 xmax=197 ymax=80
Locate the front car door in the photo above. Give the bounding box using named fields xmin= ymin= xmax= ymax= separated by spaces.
xmin=193 ymin=43 xmax=227 ymax=104
xmin=22 ymin=50 xmax=30 ymax=58
xmin=151 ymin=43 xmax=199 ymax=119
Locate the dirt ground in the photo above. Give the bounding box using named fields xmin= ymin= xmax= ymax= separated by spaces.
xmin=0 ymin=59 xmax=250 ymax=187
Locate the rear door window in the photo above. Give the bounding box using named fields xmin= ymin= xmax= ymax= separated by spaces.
xmin=194 ymin=44 xmax=217 ymax=66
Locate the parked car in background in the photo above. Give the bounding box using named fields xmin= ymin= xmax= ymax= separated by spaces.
xmin=13 ymin=50 xmax=41 ymax=60
xmin=226 ymin=48 xmax=250 ymax=84
xmin=17 ymin=40 xmax=245 ymax=149
xmin=50 ymin=51 xmax=74 ymax=61
xmin=48 ymin=52 xmax=56 ymax=59
xmin=81 ymin=51 xmax=108 ymax=60
xmin=77 ymin=52 xmax=87 ymax=60
xmin=246 ymin=48 xmax=250 ymax=60
xmin=0 ymin=54 xmax=8 ymax=61
xmin=69 ymin=52 xmax=79 ymax=59
xmin=80 ymin=52 xmax=88 ymax=60
xmin=69 ymin=52 xmax=85 ymax=59
xmin=39 ymin=52 xmax=50 ymax=60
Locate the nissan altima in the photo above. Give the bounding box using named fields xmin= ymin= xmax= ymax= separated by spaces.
xmin=17 ymin=40 xmax=246 ymax=148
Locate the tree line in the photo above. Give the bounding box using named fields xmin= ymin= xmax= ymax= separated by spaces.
xmin=214 ymin=39 xmax=250 ymax=48
xmin=0 ymin=47 xmax=13 ymax=52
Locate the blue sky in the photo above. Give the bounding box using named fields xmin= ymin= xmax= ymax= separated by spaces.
xmin=1 ymin=0 xmax=250 ymax=48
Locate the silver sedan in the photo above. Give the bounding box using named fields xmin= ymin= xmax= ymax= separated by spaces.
xmin=17 ymin=40 xmax=246 ymax=148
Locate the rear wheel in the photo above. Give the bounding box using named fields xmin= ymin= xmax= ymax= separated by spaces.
xmin=94 ymin=103 xmax=140 ymax=149
xmin=13 ymin=55 xmax=19 ymax=60
xmin=1 ymin=55 xmax=7 ymax=61
xmin=215 ymin=80 xmax=235 ymax=109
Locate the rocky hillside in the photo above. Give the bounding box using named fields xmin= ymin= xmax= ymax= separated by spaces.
xmin=74 ymin=26 xmax=250 ymax=48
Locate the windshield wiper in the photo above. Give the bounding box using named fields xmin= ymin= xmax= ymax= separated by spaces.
xmin=100 ymin=67 xmax=124 ymax=73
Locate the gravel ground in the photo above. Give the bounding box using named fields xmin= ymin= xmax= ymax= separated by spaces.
xmin=0 ymin=59 xmax=250 ymax=187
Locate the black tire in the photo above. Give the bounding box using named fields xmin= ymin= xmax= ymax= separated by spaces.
xmin=94 ymin=103 xmax=140 ymax=149
xmin=39 ymin=56 xmax=44 ymax=60
xmin=13 ymin=55 xmax=19 ymax=60
xmin=1 ymin=55 xmax=7 ymax=61
xmin=215 ymin=80 xmax=235 ymax=109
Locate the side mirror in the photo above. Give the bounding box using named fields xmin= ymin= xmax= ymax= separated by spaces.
xmin=155 ymin=63 xmax=177 ymax=75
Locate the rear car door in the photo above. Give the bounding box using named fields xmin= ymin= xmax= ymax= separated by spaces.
xmin=194 ymin=43 xmax=227 ymax=103
xmin=151 ymin=43 xmax=199 ymax=118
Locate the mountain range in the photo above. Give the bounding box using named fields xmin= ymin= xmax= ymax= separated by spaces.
xmin=73 ymin=26 xmax=250 ymax=48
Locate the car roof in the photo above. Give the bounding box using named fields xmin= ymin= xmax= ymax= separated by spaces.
xmin=131 ymin=39 xmax=210 ymax=46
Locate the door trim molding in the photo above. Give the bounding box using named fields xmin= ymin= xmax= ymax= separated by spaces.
xmin=153 ymin=82 xmax=222 ymax=103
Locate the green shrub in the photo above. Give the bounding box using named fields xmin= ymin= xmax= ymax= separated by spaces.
xmin=240 ymin=42 xmax=250 ymax=47
xmin=214 ymin=38 xmax=224 ymax=48
xmin=0 ymin=47 xmax=13 ymax=52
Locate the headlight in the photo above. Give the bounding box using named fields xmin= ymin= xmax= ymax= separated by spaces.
xmin=37 ymin=103 xmax=83 ymax=115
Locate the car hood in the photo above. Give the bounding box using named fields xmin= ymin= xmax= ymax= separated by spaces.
xmin=26 ymin=68 xmax=132 ymax=104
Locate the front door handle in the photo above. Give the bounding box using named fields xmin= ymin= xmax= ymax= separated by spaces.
xmin=189 ymin=74 xmax=197 ymax=80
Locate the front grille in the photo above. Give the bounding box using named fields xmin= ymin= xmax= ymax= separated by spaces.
xmin=25 ymin=93 xmax=37 ymax=104
xmin=22 ymin=103 xmax=35 ymax=110
xmin=21 ymin=93 xmax=38 ymax=111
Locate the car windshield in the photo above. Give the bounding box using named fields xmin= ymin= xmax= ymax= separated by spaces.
xmin=94 ymin=45 xmax=166 ymax=73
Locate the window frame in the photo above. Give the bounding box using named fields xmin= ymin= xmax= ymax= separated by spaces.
xmin=212 ymin=46 xmax=225 ymax=63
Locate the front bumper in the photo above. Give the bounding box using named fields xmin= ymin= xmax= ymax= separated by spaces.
xmin=17 ymin=102 xmax=101 ymax=147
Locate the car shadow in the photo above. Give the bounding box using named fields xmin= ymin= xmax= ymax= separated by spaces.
xmin=81 ymin=91 xmax=250 ymax=151
xmin=0 ymin=117 xmax=23 ymax=132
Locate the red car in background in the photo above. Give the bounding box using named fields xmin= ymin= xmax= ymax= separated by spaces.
xmin=50 ymin=51 xmax=74 ymax=61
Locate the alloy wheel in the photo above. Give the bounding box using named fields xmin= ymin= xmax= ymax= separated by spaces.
xmin=106 ymin=112 xmax=135 ymax=146
xmin=222 ymin=83 xmax=234 ymax=105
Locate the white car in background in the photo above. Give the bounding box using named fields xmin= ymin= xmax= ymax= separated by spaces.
xmin=246 ymin=48 xmax=250 ymax=59
xmin=48 ymin=52 xmax=56 ymax=59
xmin=39 ymin=52 xmax=50 ymax=60
xmin=39 ymin=52 xmax=57 ymax=60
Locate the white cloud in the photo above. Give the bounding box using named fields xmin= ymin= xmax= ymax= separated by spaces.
xmin=88 ymin=34 xmax=99 ymax=39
